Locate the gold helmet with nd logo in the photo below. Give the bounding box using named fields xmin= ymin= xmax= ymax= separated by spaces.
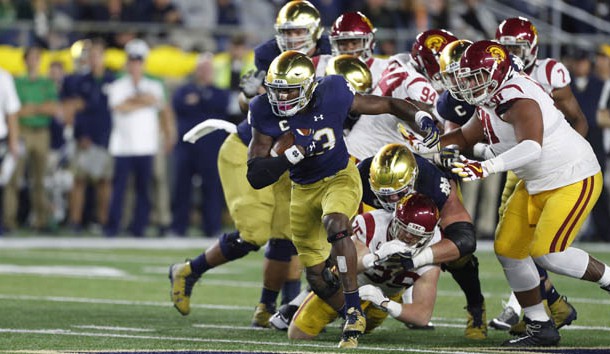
xmin=275 ymin=0 xmax=323 ymax=54
xmin=265 ymin=50 xmax=317 ymax=117
xmin=369 ymin=144 xmax=419 ymax=212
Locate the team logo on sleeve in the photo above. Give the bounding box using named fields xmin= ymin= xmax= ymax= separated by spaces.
xmin=486 ymin=45 xmax=507 ymax=64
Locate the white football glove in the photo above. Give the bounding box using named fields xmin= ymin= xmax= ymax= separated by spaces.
xmin=359 ymin=284 xmax=389 ymax=310
xmin=362 ymin=239 xmax=411 ymax=269
xmin=451 ymin=155 xmax=494 ymax=182
xmin=359 ymin=284 xmax=403 ymax=318
xmin=240 ymin=69 xmax=265 ymax=98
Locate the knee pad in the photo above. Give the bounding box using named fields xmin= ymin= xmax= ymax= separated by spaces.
xmin=497 ymin=255 xmax=539 ymax=292
xmin=327 ymin=229 xmax=349 ymax=244
xmin=265 ymin=238 xmax=297 ymax=262
xmin=306 ymin=266 xmax=341 ymax=300
xmin=219 ymin=231 xmax=260 ymax=261
xmin=443 ymin=222 xmax=476 ymax=257
xmin=534 ymin=248 xmax=588 ymax=279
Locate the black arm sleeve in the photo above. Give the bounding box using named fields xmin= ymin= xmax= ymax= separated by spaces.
xmin=443 ymin=221 xmax=476 ymax=257
xmin=247 ymin=156 xmax=292 ymax=189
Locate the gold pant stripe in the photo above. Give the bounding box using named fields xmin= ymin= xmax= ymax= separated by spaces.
xmin=550 ymin=175 xmax=594 ymax=253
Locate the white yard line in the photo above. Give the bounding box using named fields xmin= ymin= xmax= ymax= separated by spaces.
xmin=72 ymin=325 xmax=155 ymax=332
xmin=0 ymin=328 xmax=494 ymax=354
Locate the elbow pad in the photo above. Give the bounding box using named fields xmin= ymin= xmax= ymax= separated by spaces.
xmin=246 ymin=156 xmax=291 ymax=189
xmin=443 ymin=222 xmax=476 ymax=257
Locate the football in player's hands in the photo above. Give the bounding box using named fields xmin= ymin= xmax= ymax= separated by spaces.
xmin=270 ymin=132 xmax=295 ymax=157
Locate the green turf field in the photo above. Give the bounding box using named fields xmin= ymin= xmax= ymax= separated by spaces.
xmin=0 ymin=237 xmax=609 ymax=354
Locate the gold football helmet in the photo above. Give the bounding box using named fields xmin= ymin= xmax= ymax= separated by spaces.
xmin=369 ymin=144 xmax=419 ymax=211
xmin=439 ymin=39 xmax=472 ymax=99
xmin=275 ymin=0 xmax=323 ymax=54
xmin=265 ymin=50 xmax=317 ymax=117
xmin=325 ymin=54 xmax=372 ymax=93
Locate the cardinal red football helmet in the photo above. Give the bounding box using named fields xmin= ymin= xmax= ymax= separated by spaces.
xmin=389 ymin=192 xmax=439 ymax=253
xmin=457 ymin=40 xmax=512 ymax=105
xmin=329 ymin=11 xmax=376 ymax=60
xmin=495 ymin=17 xmax=539 ymax=71
xmin=411 ymin=29 xmax=458 ymax=88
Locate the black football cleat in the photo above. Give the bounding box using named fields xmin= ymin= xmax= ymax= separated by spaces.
xmin=269 ymin=304 xmax=299 ymax=330
xmin=502 ymin=317 xmax=560 ymax=347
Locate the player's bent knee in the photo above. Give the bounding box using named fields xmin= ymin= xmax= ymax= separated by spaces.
xmin=288 ymin=323 xmax=316 ymax=340
xmin=265 ymin=238 xmax=298 ymax=262
xmin=305 ymin=266 xmax=341 ymax=300
xmin=219 ymin=231 xmax=260 ymax=261
xmin=444 ymin=222 xmax=476 ymax=257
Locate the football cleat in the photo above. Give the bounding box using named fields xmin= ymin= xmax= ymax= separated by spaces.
xmin=510 ymin=297 xmax=576 ymax=335
xmin=502 ymin=317 xmax=560 ymax=347
xmin=465 ymin=303 xmax=488 ymax=340
xmin=251 ymin=303 xmax=275 ymax=328
xmin=601 ymin=283 xmax=610 ymax=295
xmin=338 ymin=307 xmax=366 ymax=348
xmin=549 ymin=296 xmax=577 ymax=330
xmin=489 ymin=303 xmax=519 ymax=331
xmin=269 ymin=304 xmax=299 ymax=331
xmin=169 ymin=261 xmax=200 ymax=316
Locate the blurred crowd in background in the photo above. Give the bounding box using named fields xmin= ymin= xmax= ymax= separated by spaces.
xmin=0 ymin=0 xmax=608 ymax=240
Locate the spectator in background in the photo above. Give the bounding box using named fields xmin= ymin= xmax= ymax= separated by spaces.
xmin=0 ymin=66 xmax=21 ymax=235
xmin=63 ymin=38 xmax=115 ymax=234
xmin=104 ymin=39 xmax=165 ymax=237
xmin=213 ymin=34 xmax=255 ymax=123
xmin=170 ymin=53 xmax=230 ymax=237
xmin=4 ymin=46 xmax=58 ymax=232
xmin=215 ymin=0 xmax=240 ymax=51
xmin=568 ymin=50 xmax=610 ymax=242
xmin=449 ymin=0 xmax=497 ymax=41
xmin=355 ymin=0 xmax=402 ymax=55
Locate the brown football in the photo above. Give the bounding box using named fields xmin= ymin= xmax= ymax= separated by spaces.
xmin=271 ymin=131 xmax=295 ymax=157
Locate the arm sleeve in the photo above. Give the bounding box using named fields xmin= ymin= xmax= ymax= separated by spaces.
xmin=483 ymin=139 xmax=542 ymax=173
xmin=246 ymin=155 xmax=291 ymax=189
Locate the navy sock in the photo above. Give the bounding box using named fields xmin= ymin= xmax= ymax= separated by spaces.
xmin=260 ymin=288 xmax=279 ymax=310
xmin=281 ymin=280 xmax=301 ymax=305
xmin=344 ymin=290 xmax=361 ymax=311
xmin=337 ymin=304 xmax=347 ymax=319
xmin=546 ymin=285 xmax=560 ymax=305
xmin=190 ymin=253 xmax=212 ymax=276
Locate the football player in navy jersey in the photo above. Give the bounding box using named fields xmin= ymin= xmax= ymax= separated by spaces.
xmin=247 ymin=51 xmax=438 ymax=348
xmin=358 ymin=143 xmax=485 ymax=338
xmin=239 ymin=0 xmax=332 ymax=106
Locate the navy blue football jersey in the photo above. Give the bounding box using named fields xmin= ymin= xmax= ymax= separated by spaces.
xmin=436 ymin=90 xmax=476 ymax=126
xmin=249 ymin=75 xmax=355 ymax=184
xmin=358 ymin=154 xmax=455 ymax=211
xmin=254 ymin=36 xmax=332 ymax=72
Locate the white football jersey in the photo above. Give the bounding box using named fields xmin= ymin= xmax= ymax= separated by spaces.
xmin=346 ymin=58 xmax=437 ymax=161
xmin=481 ymin=73 xmax=599 ymax=194
xmin=313 ymin=54 xmax=389 ymax=89
xmin=351 ymin=209 xmax=440 ymax=297
xmin=527 ymin=58 xmax=571 ymax=95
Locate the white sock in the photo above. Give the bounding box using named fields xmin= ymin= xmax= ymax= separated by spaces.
xmin=598 ymin=264 xmax=610 ymax=287
xmin=523 ymin=302 xmax=550 ymax=322
xmin=506 ymin=292 xmax=522 ymax=315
